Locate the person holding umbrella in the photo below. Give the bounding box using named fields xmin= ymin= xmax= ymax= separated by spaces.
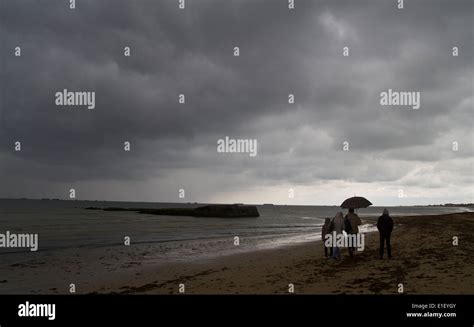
xmin=345 ymin=208 xmax=362 ymax=257
xmin=340 ymin=196 xmax=371 ymax=257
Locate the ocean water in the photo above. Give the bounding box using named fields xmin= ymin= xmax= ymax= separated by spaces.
xmin=0 ymin=199 xmax=470 ymax=263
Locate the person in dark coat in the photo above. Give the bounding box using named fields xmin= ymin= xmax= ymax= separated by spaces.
xmin=377 ymin=208 xmax=393 ymax=259
xmin=321 ymin=218 xmax=333 ymax=258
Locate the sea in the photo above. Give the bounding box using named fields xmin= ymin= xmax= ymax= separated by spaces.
xmin=0 ymin=199 xmax=470 ymax=264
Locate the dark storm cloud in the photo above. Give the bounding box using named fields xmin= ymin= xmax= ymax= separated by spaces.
xmin=0 ymin=0 xmax=472 ymax=203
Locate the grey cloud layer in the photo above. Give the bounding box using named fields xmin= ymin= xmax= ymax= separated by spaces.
xmin=0 ymin=0 xmax=472 ymax=203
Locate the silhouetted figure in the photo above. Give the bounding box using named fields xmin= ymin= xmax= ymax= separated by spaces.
xmin=331 ymin=212 xmax=345 ymax=259
xmin=377 ymin=208 xmax=393 ymax=259
xmin=322 ymin=218 xmax=333 ymax=257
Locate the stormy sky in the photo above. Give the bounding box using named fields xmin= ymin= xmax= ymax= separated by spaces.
xmin=0 ymin=0 xmax=472 ymax=205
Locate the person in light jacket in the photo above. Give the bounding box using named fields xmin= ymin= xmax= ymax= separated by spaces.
xmin=331 ymin=212 xmax=345 ymax=259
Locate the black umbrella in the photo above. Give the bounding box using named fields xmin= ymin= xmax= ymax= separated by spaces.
xmin=340 ymin=196 xmax=372 ymax=209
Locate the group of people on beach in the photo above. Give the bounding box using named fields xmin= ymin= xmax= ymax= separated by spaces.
xmin=321 ymin=208 xmax=394 ymax=260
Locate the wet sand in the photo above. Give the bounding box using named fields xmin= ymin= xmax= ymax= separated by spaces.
xmin=1 ymin=212 xmax=473 ymax=294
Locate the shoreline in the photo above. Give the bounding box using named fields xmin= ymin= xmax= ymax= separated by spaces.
xmin=0 ymin=212 xmax=472 ymax=294
xmin=93 ymin=212 xmax=474 ymax=294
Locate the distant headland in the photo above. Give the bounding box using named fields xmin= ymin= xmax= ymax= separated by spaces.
xmin=85 ymin=204 xmax=260 ymax=218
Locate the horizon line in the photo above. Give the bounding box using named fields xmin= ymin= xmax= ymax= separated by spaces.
xmin=0 ymin=197 xmax=472 ymax=207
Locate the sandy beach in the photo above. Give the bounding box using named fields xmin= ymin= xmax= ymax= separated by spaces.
xmin=113 ymin=212 xmax=474 ymax=294
xmin=1 ymin=212 xmax=472 ymax=295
